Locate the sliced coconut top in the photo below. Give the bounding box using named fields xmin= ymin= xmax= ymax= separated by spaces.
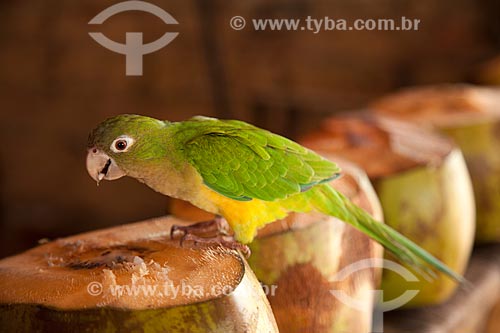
xmin=0 ymin=216 xmax=244 ymax=310
xmin=371 ymin=84 xmax=500 ymax=127
xmin=300 ymin=114 xmax=454 ymax=179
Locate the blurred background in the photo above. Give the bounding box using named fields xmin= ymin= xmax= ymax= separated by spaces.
xmin=1 ymin=0 xmax=499 ymax=258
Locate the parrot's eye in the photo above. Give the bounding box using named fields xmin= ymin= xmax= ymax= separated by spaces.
xmin=115 ymin=140 xmax=127 ymax=150
xmin=110 ymin=136 xmax=134 ymax=153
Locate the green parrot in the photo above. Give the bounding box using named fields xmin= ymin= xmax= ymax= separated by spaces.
xmin=86 ymin=114 xmax=464 ymax=282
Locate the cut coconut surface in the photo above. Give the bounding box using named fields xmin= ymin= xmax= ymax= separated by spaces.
xmin=371 ymin=84 xmax=500 ymax=126
xmin=170 ymin=156 xmax=384 ymax=333
xmin=0 ymin=217 xmax=278 ymax=332
xmin=300 ymin=114 xmax=475 ymax=307
xmin=301 ymin=114 xmax=454 ymax=179
xmin=371 ymin=85 xmax=500 ymax=243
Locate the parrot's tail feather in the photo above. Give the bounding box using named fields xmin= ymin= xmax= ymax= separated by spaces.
xmin=313 ymin=184 xmax=466 ymax=284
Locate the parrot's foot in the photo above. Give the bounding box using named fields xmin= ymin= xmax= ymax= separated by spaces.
xmin=170 ymin=216 xmax=230 ymax=239
xmin=179 ymin=234 xmax=251 ymax=258
xmin=170 ymin=217 xmax=250 ymax=257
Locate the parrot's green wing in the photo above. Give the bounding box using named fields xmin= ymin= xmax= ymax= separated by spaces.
xmin=176 ymin=117 xmax=340 ymax=201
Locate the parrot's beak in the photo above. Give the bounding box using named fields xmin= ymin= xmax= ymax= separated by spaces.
xmin=86 ymin=148 xmax=125 ymax=185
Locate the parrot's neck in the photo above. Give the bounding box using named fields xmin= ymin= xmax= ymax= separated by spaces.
xmin=127 ymin=159 xmax=219 ymax=214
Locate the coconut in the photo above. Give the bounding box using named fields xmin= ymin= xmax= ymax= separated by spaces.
xmin=0 ymin=217 xmax=278 ymax=332
xmin=300 ymin=114 xmax=475 ymax=307
xmin=371 ymin=84 xmax=500 ymax=243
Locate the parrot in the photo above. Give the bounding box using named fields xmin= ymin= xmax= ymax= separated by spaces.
xmin=86 ymin=114 xmax=465 ymax=283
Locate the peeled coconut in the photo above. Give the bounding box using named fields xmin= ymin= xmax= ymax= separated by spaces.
xmin=371 ymin=85 xmax=500 ymax=243
xmin=0 ymin=217 xmax=278 ymax=332
xmin=300 ymin=114 xmax=475 ymax=307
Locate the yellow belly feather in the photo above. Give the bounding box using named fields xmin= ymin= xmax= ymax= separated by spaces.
xmin=197 ymin=185 xmax=314 ymax=244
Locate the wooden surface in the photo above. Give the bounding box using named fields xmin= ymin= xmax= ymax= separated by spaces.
xmin=384 ymin=244 xmax=500 ymax=333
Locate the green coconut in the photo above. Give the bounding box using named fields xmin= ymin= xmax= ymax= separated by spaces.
xmin=0 ymin=217 xmax=278 ymax=333
xmin=300 ymin=114 xmax=475 ymax=307
xmin=371 ymin=84 xmax=500 ymax=243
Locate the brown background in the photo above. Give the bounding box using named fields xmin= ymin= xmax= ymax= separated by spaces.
xmin=1 ymin=0 xmax=499 ymax=258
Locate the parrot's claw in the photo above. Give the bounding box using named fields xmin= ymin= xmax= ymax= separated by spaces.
xmin=170 ymin=217 xmax=249 ymax=257
xmin=170 ymin=216 xmax=230 ymax=239
xmin=179 ymin=233 xmax=251 ymax=258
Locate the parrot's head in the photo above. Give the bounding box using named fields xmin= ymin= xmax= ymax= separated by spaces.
xmin=86 ymin=114 xmax=167 ymax=185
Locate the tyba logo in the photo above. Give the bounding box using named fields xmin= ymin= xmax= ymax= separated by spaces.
xmin=330 ymin=258 xmax=421 ymax=332
xmin=89 ymin=1 xmax=179 ymax=76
